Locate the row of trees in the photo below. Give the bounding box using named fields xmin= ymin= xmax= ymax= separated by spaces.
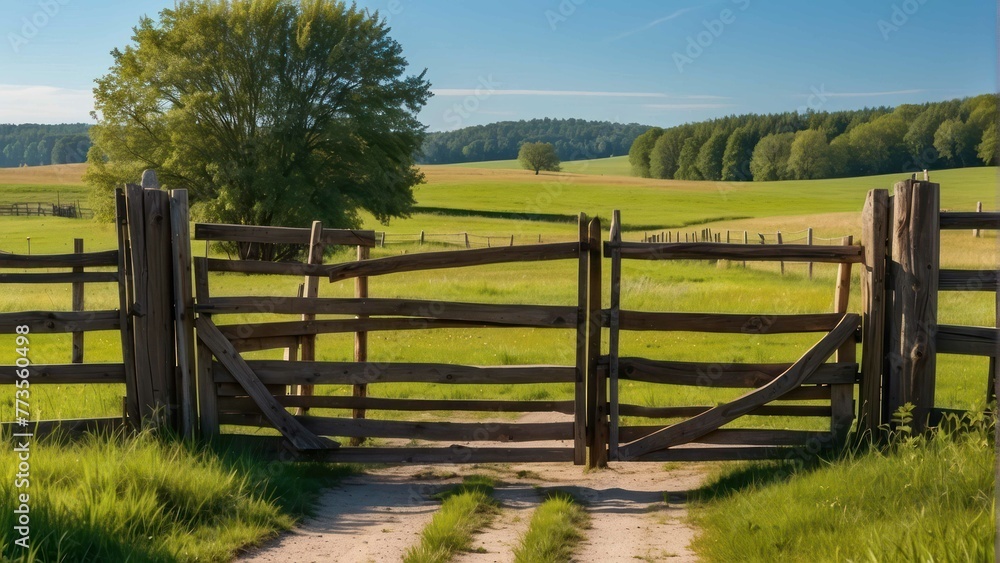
xmin=0 ymin=124 xmax=91 ymax=167
xmin=419 ymin=118 xmax=648 ymax=164
xmin=629 ymin=95 xmax=998 ymax=181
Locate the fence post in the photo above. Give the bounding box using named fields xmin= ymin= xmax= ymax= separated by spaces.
xmin=889 ymin=179 xmax=940 ymax=432
xmin=776 ymin=231 xmax=784 ymax=275
xmin=114 ymin=190 xmax=140 ymax=424
xmin=974 ymin=201 xmax=982 ymax=237
xmin=419 ymin=230 xmax=424 ymax=245
xmin=586 ymin=217 xmax=606 ymax=468
xmin=296 ymin=221 xmax=325 ymax=415
xmin=464 ymin=232 xmax=470 ymax=248
xmin=351 ymin=243 xmax=370 ymax=446
xmin=860 ymin=189 xmax=890 ymax=438
xmin=807 ymin=227 xmax=814 ymax=280
xmin=831 ymin=235 xmax=855 ymax=444
xmin=169 ymin=189 xmax=197 ymax=439
xmin=574 ymin=213 xmax=589 ymax=465
xmin=743 ymin=230 xmax=748 ymax=268
xmin=608 ymin=211 xmax=622 ymax=461
xmin=72 ymin=238 xmax=84 ymax=364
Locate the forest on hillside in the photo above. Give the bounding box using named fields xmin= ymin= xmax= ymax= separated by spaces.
xmin=419 ymin=118 xmax=649 ymax=164
xmin=0 ymin=124 xmax=91 ymax=167
xmin=628 ymin=95 xmax=998 ymax=181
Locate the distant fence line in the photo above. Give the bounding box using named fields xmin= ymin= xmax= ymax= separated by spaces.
xmin=0 ymin=201 xmax=93 ymax=218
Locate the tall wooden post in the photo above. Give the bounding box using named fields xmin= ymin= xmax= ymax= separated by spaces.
xmin=889 ymin=179 xmax=940 ymax=432
xmin=586 ymin=217 xmax=607 ymax=468
xmin=860 ymin=189 xmax=890 ymax=437
xmin=807 ymin=227 xmax=814 ymax=280
xmin=296 ymin=221 xmax=324 ymax=415
xmin=776 ymin=231 xmax=784 ymax=275
xmin=351 ymin=243 xmax=370 ymax=446
xmin=169 ymin=190 xmax=197 ymax=439
xmin=574 ymin=214 xmax=589 ymax=465
xmin=608 ymin=210 xmax=622 ymax=460
xmin=71 ymin=238 xmax=84 ymax=364
xmin=831 ymin=236 xmax=855 ymax=444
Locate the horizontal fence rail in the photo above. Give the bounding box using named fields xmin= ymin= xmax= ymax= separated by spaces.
xmin=607 ymin=241 xmax=862 ymax=263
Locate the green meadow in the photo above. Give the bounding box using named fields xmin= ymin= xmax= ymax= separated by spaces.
xmin=0 ymin=161 xmax=995 ymax=561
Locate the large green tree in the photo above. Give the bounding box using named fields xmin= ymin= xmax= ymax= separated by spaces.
xmin=86 ymin=0 xmax=431 ymax=232
xmin=787 ymin=130 xmax=834 ymax=180
xmin=720 ymin=125 xmax=757 ymax=181
xmin=628 ymin=127 xmax=663 ymax=177
xmin=517 ymin=142 xmax=561 ymax=174
xmin=749 ymin=132 xmax=794 ymax=181
xmin=695 ymin=131 xmax=728 ymax=181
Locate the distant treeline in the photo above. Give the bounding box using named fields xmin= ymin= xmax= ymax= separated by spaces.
xmin=628 ymin=95 xmax=998 ymax=181
xmin=0 ymin=124 xmax=92 ymax=168
xmin=419 ymin=118 xmax=649 ymax=164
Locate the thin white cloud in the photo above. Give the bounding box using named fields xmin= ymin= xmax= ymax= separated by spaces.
xmin=431 ymin=89 xmax=674 ymax=98
xmin=644 ymin=103 xmax=735 ymax=110
xmin=607 ymin=7 xmax=698 ymax=42
xmin=807 ymin=88 xmax=927 ymax=98
xmin=0 ymin=84 xmax=93 ymax=123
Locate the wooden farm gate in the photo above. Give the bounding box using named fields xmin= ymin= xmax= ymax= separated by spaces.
xmin=190 ymin=216 xmax=597 ymax=464
xmin=591 ymin=210 xmax=862 ymax=465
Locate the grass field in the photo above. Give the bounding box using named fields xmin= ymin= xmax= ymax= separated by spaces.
xmin=0 ymin=161 xmax=995 ymax=561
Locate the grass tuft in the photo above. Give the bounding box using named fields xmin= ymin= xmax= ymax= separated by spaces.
xmin=513 ymin=492 xmax=589 ymax=563
xmin=404 ymin=475 xmax=498 ymax=563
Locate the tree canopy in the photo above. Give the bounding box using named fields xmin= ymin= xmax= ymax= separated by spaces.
xmin=517 ymin=142 xmax=561 ymax=174
xmin=628 ymin=95 xmax=998 ymax=181
xmin=86 ymin=0 xmax=431 ymax=230
xmin=0 ymin=124 xmax=90 ymax=167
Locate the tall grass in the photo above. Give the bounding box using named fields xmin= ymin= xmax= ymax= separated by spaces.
xmin=0 ymin=430 xmax=352 ymax=562
xmin=691 ymin=411 xmax=996 ymax=562
xmin=403 ymin=475 xmax=498 ymax=563
xmin=513 ymin=492 xmax=589 ymax=563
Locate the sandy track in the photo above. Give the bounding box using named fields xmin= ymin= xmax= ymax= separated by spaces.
xmin=238 ymin=460 xmax=706 ymax=563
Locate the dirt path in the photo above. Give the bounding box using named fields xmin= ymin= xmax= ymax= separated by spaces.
xmin=238 ymin=461 xmax=707 ymax=563
xmin=238 ymin=413 xmax=708 ymax=562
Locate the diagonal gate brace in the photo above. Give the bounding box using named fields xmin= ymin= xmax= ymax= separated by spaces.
xmin=618 ymin=314 xmax=860 ymax=460
xmin=196 ymin=317 xmax=336 ymax=450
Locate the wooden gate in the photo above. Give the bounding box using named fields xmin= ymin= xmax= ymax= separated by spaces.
xmin=598 ymin=210 xmax=863 ymax=464
xmin=191 ymin=216 xmax=597 ymax=464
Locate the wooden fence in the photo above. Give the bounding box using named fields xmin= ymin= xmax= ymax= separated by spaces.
xmin=600 ymin=210 xmax=861 ymax=465
xmin=1 ymin=170 xmax=995 ymax=463
xmin=192 ymin=217 xmax=594 ymax=464
xmin=0 ymin=201 xmax=92 ymax=218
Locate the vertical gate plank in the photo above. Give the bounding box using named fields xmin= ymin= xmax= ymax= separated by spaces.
xmin=573 ymin=213 xmax=589 ymax=465
xmin=351 ymin=243 xmax=370 ymax=446
xmin=608 ymin=210 xmax=622 ymax=460
xmin=143 ymin=188 xmax=177 ymax=429
xmin=193 ymin=258 xmax=219 ymax=437
xmin=115 ymin=189 xmax=140 ymax=425
xmin=169 ymin=189 xmax=197 ymax=439
xmin=296 ymin=221 xmax=324 ymax=414
xmin=860 ymin=189 xmax=889 ymax=437
xmin=125 ymin=184 xmax=156 ymax=422
xmin=71 ymin=238 xmax=84 ymax=363
xmin=831 ymin=236 xmax=855 ymax=443
xmin=587 ymin=217 xmax=607 ymax=468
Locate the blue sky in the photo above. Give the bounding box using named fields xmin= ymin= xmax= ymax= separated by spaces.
xmin=0 ymin=0 xmax=995 ymax=130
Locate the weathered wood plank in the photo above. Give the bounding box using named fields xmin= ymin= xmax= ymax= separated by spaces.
xmin=833 ymin=235 xmax=856 ymax=443
xmin=890 ymin=180 xmax=939 ymax=431
xmin=224 ymin=439 xmax=576 ymax=464
xmin=0 ymin=310 xmax=120 ymax=333
xmin=0 ymin=363 xmax=126 ymax=384
xmin=587 ymin=217 xmax=607 ymax=468
xmin=221 ymin=414 xmax=573 ymax=442
xmin=936 ymin=325 xmax=999 ymax=357
xmin=143 ymin=188 xmax=177 ymax=429
xmin=212 ymin=361 xmax=576 ymax=385
xmin=197 ymin=340 xmax=219 ymax=438
xmin=352 ymin=243 xmax=370 ymax=444
xmin=114 ymin=188 xmax=140 ymax=425
xmin=194 ymin=223 xmax=376 ymax=247
xmin=0 ymin=272 xmax=118 ymax=284
xmin=617 ymin=427 xmax=831 ymax=446
xmin=126 ymin=183 xmax=156 ymax=422
xmin=574 ymin=213 xmax=588 ymax=465
xmin=202 ymin=242 xmax=579 ymax=280
xmin=617 ymin=358 xmax=858 ymax=386
xmin=169 ymin=189 xmax=197 ymax=439
xmin=71 ymin=239 xmax=84 ymax=364
xmin=938 ymin=269 xmax=999 ymax=291
xmin=618 ymin=314 xmax=859 ymax=459
xmin=0 ymin=250 xmax=118 ymax=268
xmin=608 ymin=210 xmax=623 ymax=460
xmin=630 ymin=446 xmax=802 ymax=462
xmin=218 ymin=396 xmax=575 ymax=414
xmin=614 ymin=311 xmax=847 ymax=333
xmin=939 ymin=211 xmax=1000 ymax=230
xmin=608 ymin=241 xmax=862 ymax=263
xmin=197 ymin=295 xmax=578 ymax=327
xmin=214 ymin=318 xmax=525 ymax=341
xmin=860 ymin=189 xmax=889 ymax=436
xmin=196 ymin=317 xmax=332 ymax=450
xmin=296 ymin=221 xmax=324 ymax=415
xmin=618 ymin=403 xmax=832 ymax=418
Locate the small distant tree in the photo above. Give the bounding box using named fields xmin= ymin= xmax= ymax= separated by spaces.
xmin=518 ymin=142 xmax=560 ymax=174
